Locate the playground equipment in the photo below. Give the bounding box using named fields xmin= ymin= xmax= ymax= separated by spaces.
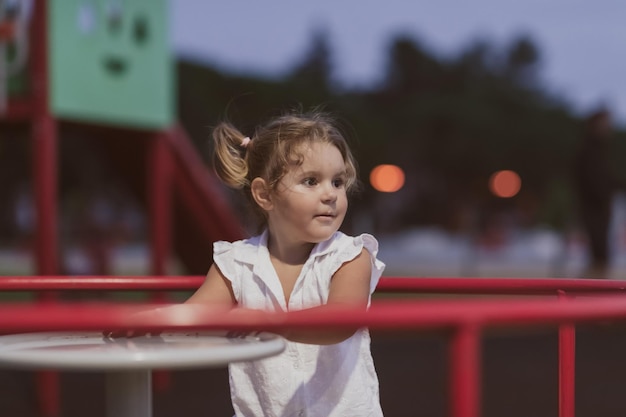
xmin=2 ymin=275 xmax=626 ymax=417
xmin=1 ymin=0 xmax=243 ymax=278
xmin=48 ymin=0 xmax=173 ymax=128
xmin=0 ymin=330 xmax=286 ymax=417
xmin=0 ymin=1 xmax=243 ymax=415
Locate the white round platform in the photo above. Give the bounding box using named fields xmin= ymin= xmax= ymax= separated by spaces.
xmin=0 ymin=331 xmax=286 ymax=370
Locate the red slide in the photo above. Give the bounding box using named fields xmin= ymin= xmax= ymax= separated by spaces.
xmin=98 ymin=123 xmax=244 ymax=275
xmin=165 ymin=124 xmax=245 ymax=273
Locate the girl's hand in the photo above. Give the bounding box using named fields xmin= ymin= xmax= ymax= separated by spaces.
xmin=224 ymin=307 xmax=266 ymax=339
xmin=102 ymin=329 xmax=162 ymax=340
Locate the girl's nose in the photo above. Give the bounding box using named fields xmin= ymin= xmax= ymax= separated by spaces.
xmin=321 ymin=183 xmax=337 ymax=202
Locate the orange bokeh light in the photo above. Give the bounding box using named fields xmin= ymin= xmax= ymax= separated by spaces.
xmin=489 ymin=170 xmax=521 ymax=198
xmin=370 ymin=164 xmax=405 ymax=193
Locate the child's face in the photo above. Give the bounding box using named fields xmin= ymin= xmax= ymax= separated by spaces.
xmin=268 ymin=142 xmax=348 ymax=245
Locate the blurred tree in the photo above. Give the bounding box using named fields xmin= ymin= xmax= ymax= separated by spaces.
xmin=287 ymin=26 xmax=334 ymax=96
xmin=503 ymin=35 xmax=541 ymax=87
xmin=173 ymin=30 xmax=622 ymax=235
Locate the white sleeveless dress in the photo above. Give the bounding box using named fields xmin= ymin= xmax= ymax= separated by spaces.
xmin=213 ymin=230 xmax=385 ymax=417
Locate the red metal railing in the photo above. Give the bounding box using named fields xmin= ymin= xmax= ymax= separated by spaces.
xmin=2 ymin=275 xmax=626 ymax=293
xmin=2 ymin=275 xmax=626 ymax=417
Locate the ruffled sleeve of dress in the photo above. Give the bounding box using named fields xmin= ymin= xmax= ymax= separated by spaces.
xmin=212 ymin=240 xmax=241 ymax=301
xmin=328 ymin=233 xmax=386 ymax=295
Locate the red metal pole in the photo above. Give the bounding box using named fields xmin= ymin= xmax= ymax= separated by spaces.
xmin=31 ymin=0 xmax=58 ymax=278
xmin=5 ymin=296 xmax=626 ymax=333
xmin=449 ymin=323 xmax=481 ymax=417
xmin=376 ymin=277 xmax=626 ymax=295
xmin=148 ymin=132 xmax=173 ymax=391
xmin=0 ymin=275 xmax=204 ymax=290
xmin=4 ymin=275 xmax=626 ymax=295
xmin=148 ymin=132 xmax=172 ymax=279
xmin=558 ymin=291 xmax=576 ymax=417
xmin=31 ymin=1 xmax=59 ymax=416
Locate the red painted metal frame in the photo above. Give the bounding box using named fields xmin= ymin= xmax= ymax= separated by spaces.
xmin=31 ymin=0 xmax=58 ymax=278
xmin=558 ymin=291 xmax=575 ymax=417
xmin=29 ymin=2 xmax=60 ymax=417
xmin=148 ymin=133 xmax=173 ymax=278
xmin=450 ymin=324 xmax=481 ymax=417
xmin=165 ymin=124 xmax=244 ymax=241
xmin=377 ymin=276 xmax=626 ymax=294
xmin=2 ymin=275 xmax=626 ymax=294
xmin=3 ymin=1 xmax=244 ymax=414
xmin=3 ymin=293 xmax=626 ymax=417
xmin=0 ymin=275 xmax=204 ymax=290
xmin=4 ymin=293 xmax=626 ymax=330
xmin=147 ymin=133 xmax=173 ymax=391
xmin=3 ymin=276 xmax=626 ymax=417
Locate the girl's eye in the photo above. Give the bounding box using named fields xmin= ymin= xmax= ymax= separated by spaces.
xmin=333 ymin=178 xmax=345 ymax=188
xmin=303 ymin=177 xmax=318 ymax=186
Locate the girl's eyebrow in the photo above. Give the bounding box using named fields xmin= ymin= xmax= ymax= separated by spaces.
xmin=298 ymin=170 xmax=319 ymax=177
xmin=299 ymin=168 xmax=347 ymax=177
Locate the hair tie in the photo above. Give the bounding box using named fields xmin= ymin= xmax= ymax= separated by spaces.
xmin=241 ymin=137 xmax=251 ymax=148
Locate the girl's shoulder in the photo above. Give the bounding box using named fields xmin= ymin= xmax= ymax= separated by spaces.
xmin=312 ymin=232 xmax=381 ymax=262
xmin=213 ymin=234 xmax=264 ymax=261
xmin=314 ymin=232 xmax=386 ymax=292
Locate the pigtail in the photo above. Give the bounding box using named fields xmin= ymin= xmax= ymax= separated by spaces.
xmin=211 ymin=122 xmax=250 ymax=189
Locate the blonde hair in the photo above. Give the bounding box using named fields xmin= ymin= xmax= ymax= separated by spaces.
xmin=212 ymin=110 xmax=359 ymax=228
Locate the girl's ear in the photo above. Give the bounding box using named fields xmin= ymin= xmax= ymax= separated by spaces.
xmin=251 ymin=177 xmax=273 ymax=211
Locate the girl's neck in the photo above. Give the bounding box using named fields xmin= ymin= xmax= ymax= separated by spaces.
xmin=267 ymin=233 xmax=315 ymax=265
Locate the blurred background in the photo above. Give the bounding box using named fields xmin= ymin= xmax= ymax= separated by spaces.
xmin=2 ymin=0 xmax=626 ymax=279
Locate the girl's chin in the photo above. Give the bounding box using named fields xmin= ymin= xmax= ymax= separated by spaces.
xmin=306 ymin=229 xmax=338 ymax=243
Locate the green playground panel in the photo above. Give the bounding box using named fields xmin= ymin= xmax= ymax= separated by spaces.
xmin=49 ymin=0 xmax=174 ymax=129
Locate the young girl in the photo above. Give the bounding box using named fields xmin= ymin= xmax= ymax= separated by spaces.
xmin=186 ymin=110 xmax=385 ymax=417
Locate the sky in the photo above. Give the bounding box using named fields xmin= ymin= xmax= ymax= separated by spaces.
xmin=171 ymin=0 xmax=626 ymax=127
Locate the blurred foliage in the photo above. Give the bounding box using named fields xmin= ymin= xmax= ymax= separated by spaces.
xmin=175 ymin=32 xmax=623 ymax=234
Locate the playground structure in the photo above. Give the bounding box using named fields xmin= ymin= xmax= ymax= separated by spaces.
xmin=1 ymin=1 xmax=243 ymax=416
xmin=5 ymin=2 xmax=626 ymax=417
xmin=2 ymin=275 xmax=626 ymax=417
xmin=0 ymin=0 xmax=244 ymax=277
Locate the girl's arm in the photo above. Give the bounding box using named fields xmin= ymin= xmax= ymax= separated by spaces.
xmin=104 ymin=264 xmax=235 ymax=338
xmin=282 ymin=247 xmax=372 ymax=345
xmin=185 ymin=263 xmax=237 ymax=306
xmin=147 ymin=265 xmax=236 ymax=325
xmin=182 ymin=252 xmax=370 ymax=345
